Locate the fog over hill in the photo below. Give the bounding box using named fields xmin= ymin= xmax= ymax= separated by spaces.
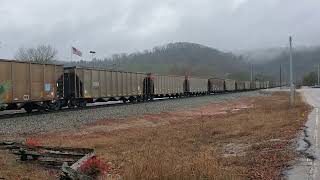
xmin=62 ymin=42 xmax=320 ymax=83
xmin=254 ymin=46 xmax=320 ymax=83
xmin=63 ymin=42 xmax=253 ymax=80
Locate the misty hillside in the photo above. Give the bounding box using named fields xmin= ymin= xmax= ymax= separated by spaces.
xmin=63 ymin=42 xmax=320 ymax=83
xmin=118 ymin=42 xmax=251 ymax=77
xmin=255 ymin=46 xmax=320 ymax=83
xmin=65 ymin=42 xmax=252 ymax=80
xmin=235 ymin=48 xmax=287 ymax=64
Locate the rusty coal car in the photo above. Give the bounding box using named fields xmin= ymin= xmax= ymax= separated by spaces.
xmin=63 ymin=67 xmax=147 ymax=107
xmin=0 ymin=59 xmax=64 ymax=112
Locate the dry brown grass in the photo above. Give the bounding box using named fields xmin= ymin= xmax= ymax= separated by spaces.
xmin=0 ymin=150 xmax=57 ymax=180
xmin=0 ymin=92 xmax=310 ymax=179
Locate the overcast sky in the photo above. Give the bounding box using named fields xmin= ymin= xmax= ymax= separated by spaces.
xmin=0 ymin=0 xmax=320 ymax=60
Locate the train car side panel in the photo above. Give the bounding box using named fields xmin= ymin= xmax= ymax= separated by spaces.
xmin=14 ymin=62 xmax=29 ymax=101
xmin=67 ymin=67 xmax=147 ymax=101
xmin=225 ymin=79 xmax=236 ymax=92
xmin=152 ymin=75 xmax=184 ymax=96
xmin=0 ymin=61 xmax=12 ymax=103
xmin=244 ymin=81 xmax=251 ymax=90
xmin=208 ymin=78 xmax=225 ymax=93
xmin=187 ymin=77 xmax=208 ymax=93
xmin=255 ymin=81 xmax=260 ymax=89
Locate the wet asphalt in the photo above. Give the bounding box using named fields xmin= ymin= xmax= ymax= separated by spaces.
xmin=286 ymin=87 xmax=320 ymax=180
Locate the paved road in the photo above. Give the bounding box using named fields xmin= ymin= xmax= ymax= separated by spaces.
xmin=287 ymin=88 xmax=320 ymax=180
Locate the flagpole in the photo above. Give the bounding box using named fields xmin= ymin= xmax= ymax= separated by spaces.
xmin=70 ymin=46 xmax=73 ymax=63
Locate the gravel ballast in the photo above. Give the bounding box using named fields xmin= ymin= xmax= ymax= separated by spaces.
xmin=0 ymin=91 xmax=263 ymax=135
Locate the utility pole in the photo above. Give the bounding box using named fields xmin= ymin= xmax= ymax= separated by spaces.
xmin=289 ymin=36 xmax=294 ymax=106
xmin=280 ymin=64 xmax=282 ymax=89
xmin=318 ymin=64 xmax=320 ymax=86
xmin=90 ymin=51 xmax=96 ymax=68
xmin=250 ymin=63 xmax=253 ymax=81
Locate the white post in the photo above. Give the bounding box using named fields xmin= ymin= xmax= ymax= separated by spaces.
xmin=70 ymin=46 xmax=73 ymax=63
xmin=318 ymin=64 xmax=320 ymax=86
xmin=250 ymin=63 xmax=253 ymax=81
xmin=280 ymin=64 xmax=282 ymax=89
xmin=289 ymin=36 xmax=294 ymax=106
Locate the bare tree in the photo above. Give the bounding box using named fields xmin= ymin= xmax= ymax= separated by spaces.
xmin=15 ymin=44 xmax=57 ymax=63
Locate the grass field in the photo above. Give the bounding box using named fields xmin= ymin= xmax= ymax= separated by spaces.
xmin=0 ymin=92 xmax=310 ymax=179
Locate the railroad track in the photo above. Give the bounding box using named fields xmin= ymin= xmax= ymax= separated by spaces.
xmin=0 ymin=92 xmax=237 ymax=120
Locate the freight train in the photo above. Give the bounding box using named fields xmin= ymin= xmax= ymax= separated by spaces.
xmin=0 ymin=59 xmax=270 ymax=113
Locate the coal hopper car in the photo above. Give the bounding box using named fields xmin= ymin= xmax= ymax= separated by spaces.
xmin=236 ymin=81 xmax=245 ymax=91
xmin=63 ymin=67 xmax=147 ymax=107
xmin=208 ymin=78 xmax=225 ymax=93
xmin=184 ymin=76 xmax=208 ymax=95
xmin=224 ymin=79 xmax=236 ymax=92
xmin=150 ymin=74 xmax=185 ymax=98
xmin=0 ymin=59 xmax=64 ymax=112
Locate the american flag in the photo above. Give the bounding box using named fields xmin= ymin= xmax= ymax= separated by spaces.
xmin=72 ymin=47 xmax=82 ymax=57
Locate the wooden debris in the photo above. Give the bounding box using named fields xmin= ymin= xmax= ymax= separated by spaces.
xmin=0 ymin=141 xmax=96 ymax=180
xmin=61 ymin=162 xmax=94 ymax=180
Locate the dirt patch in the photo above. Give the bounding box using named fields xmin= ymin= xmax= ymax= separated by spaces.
xmin=0 ymin=93 xmax=311 ymax=179
xmin=222 ymin=142 xmax=248 ymax=157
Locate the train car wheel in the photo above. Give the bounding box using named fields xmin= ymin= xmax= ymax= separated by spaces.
xmin=68 ymin=99 xmax=76 ymax=108
xmin=129 ymin=98 xmax=137 ymax=104
xmin=37 ymin=106 xmax=45 ymax=113
xmin=78 ymin=100 xmax=87 ymax=108
xmin=24 ymin=104 xmax=33 ymax=113
xmin=49 ymin=101 xmax=60 ymax=111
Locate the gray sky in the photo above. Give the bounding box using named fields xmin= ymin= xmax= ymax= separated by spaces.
xmin=1 ymin=0 xmax=320 ymax=61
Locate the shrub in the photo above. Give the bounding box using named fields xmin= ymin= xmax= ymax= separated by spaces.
xmin=79 ymin=157 xmax=109 ymax=178
xmin=25 ymin=138 xmax=40 ymax=147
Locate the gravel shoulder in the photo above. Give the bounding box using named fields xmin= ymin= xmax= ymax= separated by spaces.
xmin=0 ymin=91 xmax=261 ymax=136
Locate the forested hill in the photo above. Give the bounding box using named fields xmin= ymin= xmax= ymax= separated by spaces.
xmin=64 ymin=42 xmax=251 ymax=80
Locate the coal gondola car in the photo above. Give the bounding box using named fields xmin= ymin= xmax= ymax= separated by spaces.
xmin=208 ymin=78 xmax=225 ymax=93
xmin=225 ymin=79 xmax=236 ymax=92
xmin=184 ymin=76 xmax=208 ymax=95
xmin=0 ymin=59 xmax=64 ymax=112
xmin=63 ymin=67 xmax=147 ymax=107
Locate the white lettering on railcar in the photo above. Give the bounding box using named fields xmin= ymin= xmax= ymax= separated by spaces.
xmin=23 ymin=95 xmax=29 ymax=101
xmin=92 ymin=82 xmax=100 ymax=87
